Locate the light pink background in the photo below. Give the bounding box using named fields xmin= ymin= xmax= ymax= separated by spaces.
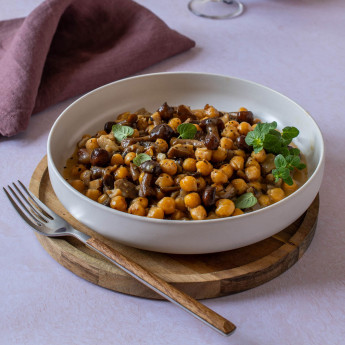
xmin=1 ymin=1 xmax=344 ymax=344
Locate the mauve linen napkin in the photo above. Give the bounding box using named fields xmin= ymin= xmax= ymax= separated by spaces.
xmin=0 ymin=0 xmax=195 ymax=137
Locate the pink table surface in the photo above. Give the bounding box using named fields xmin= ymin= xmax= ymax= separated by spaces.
xmin=1 ymin=1 xmax=344 ymax=344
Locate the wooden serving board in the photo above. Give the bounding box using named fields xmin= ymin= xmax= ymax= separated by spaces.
xmin=29 ymin=156 xmax=319 ymax=300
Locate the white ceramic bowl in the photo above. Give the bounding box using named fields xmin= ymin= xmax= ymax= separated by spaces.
xmin=47 ymin=72 xmax=324 ymax=254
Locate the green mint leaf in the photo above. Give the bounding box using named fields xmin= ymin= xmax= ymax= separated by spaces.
xmin=297 ymin=163 xmax=306 ymax=170
xmin=244 ymin=131 xmax=256 ymax=146
xmin=112 ymin=124 xmax=134 ymax=142
xmin=284 ymin=176 xmax=294 ymax=186
xmin=282 ymin=127 xmax=299 ymax=141
xmin=177 ymin=123 xmax=197 ymax=139
xmin=133 ymin=153 xmax=152 ymax=167
xmin=286 ymin=155 xmax=301 ymax=170
xmin=280 ymin=147 xmax=290 ymax=157
xmin=263 ymin=133 xmax=282 ymax=154
xmin=235 ymin=192 xmax=258 ymax=209
xmin=253 ymin=144 xmax=264 ymax=154
xmin=288 ymin=147 xmax=301 ymax=156
xmin=274 ymin=154 xmax=287 ymax=168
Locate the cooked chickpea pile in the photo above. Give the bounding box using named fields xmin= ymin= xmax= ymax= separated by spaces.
xmin=64 ymin=103 xmax=306 ymax=220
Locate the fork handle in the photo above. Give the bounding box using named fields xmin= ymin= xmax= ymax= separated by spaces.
xmin=86 ymin=237 xmax=236 ymax=336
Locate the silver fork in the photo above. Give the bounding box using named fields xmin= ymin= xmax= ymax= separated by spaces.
xmin=4 ymin=181 xmax=236 ymax=336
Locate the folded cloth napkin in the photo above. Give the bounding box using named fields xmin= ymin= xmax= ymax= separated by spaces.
xmin=0 ymin=0 xmax=195 ymax=137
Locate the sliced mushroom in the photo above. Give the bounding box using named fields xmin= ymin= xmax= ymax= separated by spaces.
xmin=129 ymin=163 xmax=141 ymax=182
xmin=121 ymin=136 xmax=152 ymax=148
xmin=140 ymin=160 xmax=162 ymax=175
xmin=202 ymin=186 xmax=216 ymax=207
xmin=170 ymin=138 xmax=205 ymax=148
xmin=77 ymin=148 xmax=91 ymax=164
xmin=139 ymin=173 xmax=155 ymax=197
xmin=116 ymin=113 xmax=138 ymax=127
xmin=176 ymin=105 xmax=197 ymax=122
xmin=90 ymin=166 xmax=104 ymax=179
xmin=90 ymin=148 xmax=110 ymax=166
xmin=157 ymin=102 xmax=175 ymax=121
xmin=150 ymin=112 xmax=162 ymax=127
xmin=149 ymin=124 xmax=175 ymax=141
xmin=216 ymin=183 xmax=236 ymax=200
xmin=200 ymin=118 xmax=225 ymax=150
xmin=229 ymin=111 xmax=254 ymax=125
xmin=167 ymin=144 xmax=195 ymax=159
xmin=114 ymin=179 xmax=138 ymax=199
xmin=236 ymin=135 xmax=252 ymax=152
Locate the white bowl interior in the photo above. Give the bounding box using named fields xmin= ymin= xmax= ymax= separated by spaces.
xmin=48 ymin=73 xmax=324 ymax=254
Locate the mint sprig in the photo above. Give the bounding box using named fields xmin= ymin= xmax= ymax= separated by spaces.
xmin=177 ymin=123 xmax=197 ymax=139
xmin=245 ymin=122 xmax=277 ymax=153
xmin=272 ymin=154 xmax=306 ymax=185
xmin=112 ymin=124 xmax=134 ymax=142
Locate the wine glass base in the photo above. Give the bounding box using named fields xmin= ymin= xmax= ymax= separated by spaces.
xmin=188 ymin=0 xmax=244 ymax=19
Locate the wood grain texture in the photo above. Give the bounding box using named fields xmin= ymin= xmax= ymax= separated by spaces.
xmin=29 ymin=156 xmax=319 ymax=300
xmin=86 ymin=237 xmax=235 ymax=335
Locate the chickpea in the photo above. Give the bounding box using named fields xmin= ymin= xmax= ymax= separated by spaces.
xmin=131 ymin=129 xmax=140 ymax=138
xmin=194 ymin=124 xmax=202 ymax=132
xmin=131 ymin=197 xmax=149 ymax=208
xmin=221 ymin=125 xmax=239 ymax=140
xmin=220 ymin=164 xmax=234 ymax=179
xmin=232 ymin=178 xmax=248 ymax=195
xmin=160 ymin=159 xmax=178 ymax=175
xmin=147 ymin=206 xmax=165 ymax=219
xmin=110 ymin=195 xmax=127 ymax=212
xmin=245 ymin=157 xmax=260 ymax=169
xmin=182 ymin=158 xmax=197 ymax=172
xmin=232 ymin=208 xmax=244 ymax=216
xmin=245 ymin=166 xmax=261 ymax=181
xmin=155 ymin=173 xmax=174 ymax=188
xmin=128 ymin=203 xmax=146 ymax=216
xmin=282 ymin=180 xmax=298 ymax=195
xmin=215 ymin=199 xmax=235 ymax=217
xmin=175 ymin=196 xmax=187 ymax=211
xmin=237 ymin=121 xmax=252 ymax=135
xmin=268 ymin=188 xmax=285 ymax=203
xmin=97 ymin=193 xmax=110 ymax=205
xmin=115 ymin=166 xmax=129 ymax=180
xmin=238 ymin=107 xmax=248 ymax=111
xmin=171 ymin=210 xmax=187 ymax=220
xmin=258 ymin=194 xmax=271 ymax=207
xmin=111 ymin=153 xmax=124 ymax=165
xmin=155 ymin=139 xmax=169 ymax=153
xmin=146 ymin=124 xmax=154 ymax=133
xmin=89 ymin=179 xmax=102 ymax=190
xmin=190 ymin=205 xmax=207 ymax=220
xmin=124 ymin=152 xmax=136 ymax=166
xmin=195 ymin=147 xmax=213 ymax=161
xmin=211 ymin=169 xmax=228 ymax=184
xmin=196 ymin=160 xmax=213 ymax=176
xmin=212 ymin=183 xmax=223 ymax=192
xmin=220 ymin=137 xmax=233 ymax=150
xmin=85 ymin=137 xmax=99 ymax=150
xmin=228 ymin=120 xmax=239 ymax=127
xmin=138 ymin=171 xmax=145 ymax=184
xmin=196 ymin=177 xmax=206 ymax=190
xmin=184 ymin=193 xmax=201 ymax=209
xmin=145 ymin=147 xmax=154 ymax=156
xmin=180 ymin=176 xmax=198 ymax=192
xmin=248 ymin=181 xmax=263 ymax=191
xmin=212 ymin=148 xmax=227 ymax=163
xmin=86 ymin=189 xmax=102 ymax=201
xmin=174 ymin=174 xmax=186 ymax=185
xmin=71 ymin=179 xmax=85 ymax=193
xmin=233 ymin=149 xmax=246 ymax=158
xmin=251 ymin=149 xmax=267 ymax=163
xmin=71 ymin=164 xmax=86 ymax=177
xmin=236 ymin=170 xmax=246 ymax=180
xmin=204 ymin=105 xmax=219 ymax=118
xmin=230 ymin=156 xmax=244 ymax=170
xmin=157 ymin=197 xmax=176 ymax=214
xmin=168 ymin=118 xmax=181 ymax=131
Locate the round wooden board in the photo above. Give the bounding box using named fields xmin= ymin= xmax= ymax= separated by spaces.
xmin=29 ymin=156 xmax=319 ymax=300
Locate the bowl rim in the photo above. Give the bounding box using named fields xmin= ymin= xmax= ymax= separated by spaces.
xmin=47 ymin=71 xmax=325 ymax=225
